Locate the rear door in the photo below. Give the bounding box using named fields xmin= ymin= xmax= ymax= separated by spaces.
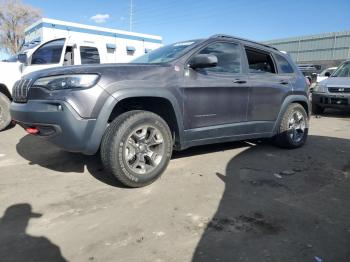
xmin=183 ymin=41 xmax=249 ymax=130
xmin=244 ymin=47 xmax=294 ymax=122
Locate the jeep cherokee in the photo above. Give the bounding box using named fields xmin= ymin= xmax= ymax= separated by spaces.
xmin=10 ymin=34 xmax=309 ymax=187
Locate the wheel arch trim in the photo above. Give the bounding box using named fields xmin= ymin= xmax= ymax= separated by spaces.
xmin=84 ymin=89 xmax=184 ymax=154
xmin=272 ymin=95 xmax=310 ymax=135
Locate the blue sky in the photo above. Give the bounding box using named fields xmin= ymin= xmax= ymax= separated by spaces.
xmin=1 ymin=0 xmax=350 ymax=59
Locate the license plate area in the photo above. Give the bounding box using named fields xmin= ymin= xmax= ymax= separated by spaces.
xmin=330 ymin=98 xmax=348 ymax=105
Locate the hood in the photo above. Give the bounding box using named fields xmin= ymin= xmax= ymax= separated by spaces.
xmin=320 ymin=77 xmax=350 ymax=87
xmin=0 ymin=61 xmax=21 ymax=72
xmin=23 ymin=63 xmax=174 ymax=87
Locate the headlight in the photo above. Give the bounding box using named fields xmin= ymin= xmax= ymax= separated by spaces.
xmin=32 ymin=74 xmax=99 ymax=91
xmin=313 ymin=83 xmax=327 ymax=93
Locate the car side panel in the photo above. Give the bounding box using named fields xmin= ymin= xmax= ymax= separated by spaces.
xmin=247 ymin=73 xmax=294 ymax=121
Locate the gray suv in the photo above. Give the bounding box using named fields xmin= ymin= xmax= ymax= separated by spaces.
xmin=10 ymin=35 xmax=309 ymax=187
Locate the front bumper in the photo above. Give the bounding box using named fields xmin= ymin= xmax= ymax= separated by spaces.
xmin=312 ymin=92 xmax=350 ymax=109
xmin=10 ymin=100 xmax=100 ymax=154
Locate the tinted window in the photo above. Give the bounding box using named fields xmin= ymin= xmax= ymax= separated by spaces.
xmin=245 ymin=48 xmax=276 ymax=73
xmin=80 ymin=46 xmax=100 ymax=64
xmin=31 ymin=39 xmax=65 ymax=65
xmin=197 ymin=42 xmax=242 ymax=74
xmin=275 ymin=53 xmax=294 ymax=73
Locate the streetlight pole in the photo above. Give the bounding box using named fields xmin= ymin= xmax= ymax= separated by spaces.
xmin=129 ymin=0 xmax=133 ymax=32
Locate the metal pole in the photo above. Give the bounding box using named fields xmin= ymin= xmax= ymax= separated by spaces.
xmin=332 ymin=34 xmax=337 ymax=59
xmin=129 ymin=0 xmax=133 ymax=32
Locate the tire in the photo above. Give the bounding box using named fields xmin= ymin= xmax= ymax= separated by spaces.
xmin=0 ymin=93 xmax=11 ymax=131
xmin=100 ymin=110 xmax=173 ymax=188
xmin=311 ymin=101 xmax=324 ymax=115
xmin=274 ymin=103 xmax=308 ymax=149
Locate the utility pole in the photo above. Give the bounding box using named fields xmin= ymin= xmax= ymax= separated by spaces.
xmin=129 ymin=0 xmax=133 ymax=31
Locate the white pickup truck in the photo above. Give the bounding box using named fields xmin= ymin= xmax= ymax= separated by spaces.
xmin=0 ymin=37 xmax=123 ymax=130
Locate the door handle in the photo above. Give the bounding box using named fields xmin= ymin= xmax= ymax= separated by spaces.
xmin=279 ymin=80 xmax=289 ymax=85
xmin=233 ymin=79 xmax=247 ymax=84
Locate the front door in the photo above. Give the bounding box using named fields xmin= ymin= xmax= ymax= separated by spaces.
xmin=23 ymin=38 xmax=66 ymax=75
xmin=183 ymin=41 xmax=249 ymax=130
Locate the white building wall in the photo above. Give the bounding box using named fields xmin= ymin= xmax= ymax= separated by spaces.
xmin=24 ymin=18 xmax=163 ymax=63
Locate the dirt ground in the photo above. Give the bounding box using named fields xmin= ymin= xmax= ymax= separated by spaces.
xmin=0 ymin=110 xmax=349 ymax=262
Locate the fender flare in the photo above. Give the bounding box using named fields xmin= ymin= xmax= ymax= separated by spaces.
xmin=272 ymin=95 xmax=310 ymax=135
xmin=83 ymin=88 xmax=184 ymax=154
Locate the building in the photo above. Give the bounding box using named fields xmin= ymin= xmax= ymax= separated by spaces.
xmin=24 ymin=18 xmax=163 ymax=63
xmin=263 ymin=30 xmax=350 ymax=68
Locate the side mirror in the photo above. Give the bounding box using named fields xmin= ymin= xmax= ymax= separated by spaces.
xmin=17 ymin=53 xmax=28 ymax=64
xmin=189 ymin=54 xmax=218 ymax=69
xmin=325 ymin=72 xmax=331 ymax=77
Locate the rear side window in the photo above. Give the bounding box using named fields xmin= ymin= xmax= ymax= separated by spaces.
xmin=31 ymin=39 xmax=65 ymax=65
xmin=275 ymin=53 xmax=294 ymax=74
xmin=245 ymin=48 xmax=276 ymax=74
xmin=197 ymin=42 xmax=242 ymax=74
xmin=80 ymin=46 xmax=100 ymax=64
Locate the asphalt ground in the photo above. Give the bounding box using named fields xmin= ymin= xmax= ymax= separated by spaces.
xmin=0 ymin=110 xmax=349 ymax=262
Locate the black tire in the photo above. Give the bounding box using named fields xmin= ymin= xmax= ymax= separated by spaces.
xmin=274 ymin=103 xmax=308 ymax=149
xmin=100 ymin=110 xmax=173 ymax=188
xmin=311 ymin=101 xmax=324 ymax=115
xmin=0 ymin=93 xmax=11 ymax=131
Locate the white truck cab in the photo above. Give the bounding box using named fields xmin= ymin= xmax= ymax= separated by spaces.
xmin=0 ymin=37 xmax=139 ymax=130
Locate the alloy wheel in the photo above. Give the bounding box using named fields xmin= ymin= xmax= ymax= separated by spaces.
xmin=124 ymin=125 xmax=165 ymax=174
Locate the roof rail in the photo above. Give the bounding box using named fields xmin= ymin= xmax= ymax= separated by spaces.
xmin=210 ymin=34 xmax=279 ymax=51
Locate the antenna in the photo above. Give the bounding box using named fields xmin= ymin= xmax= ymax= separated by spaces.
xmin=129 ymin=0 xmax=133 ymax=31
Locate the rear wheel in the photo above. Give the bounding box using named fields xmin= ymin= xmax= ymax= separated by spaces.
xmin=100 ymin=110 xmax=173 ymax=187
xmin=0 ymin=93 xmax=11 ymax=131
xmin=274 ymin=103 xmax=308 ymax=149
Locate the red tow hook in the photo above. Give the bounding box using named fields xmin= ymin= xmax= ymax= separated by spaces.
xmin=26 ymin=127 xmax=39 ymax=135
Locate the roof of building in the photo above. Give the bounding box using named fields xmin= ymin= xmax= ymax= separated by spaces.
xmin=263 ymin=30 xmax=350 ymax=44
xmin=25 ymin=18 xmax=162 ymax=44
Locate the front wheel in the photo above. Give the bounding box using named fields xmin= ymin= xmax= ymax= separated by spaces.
xmin=0 ymin=93 xmax=11 ymax=131
xmin=100 ymin=110 xmax=173 ymax=188
xmin=274 ymin=103 xmax=308 ymax=149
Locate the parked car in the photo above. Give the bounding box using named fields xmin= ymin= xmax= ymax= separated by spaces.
xmin=316 ymin=67 xmax=337 ymax=83
xmin=298 ymin=64 xmax=322 ymax=84
xmin=312 ymin=60 xmax=350 ymax=114
xmin=10 ymin=34 xmax=309 ymax=187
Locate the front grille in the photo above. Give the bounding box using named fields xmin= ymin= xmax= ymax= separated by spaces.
xmin=328 ymin=87 xmax=350 ymax=93
xmin=12 ymin=78 xmax=33 ymax=103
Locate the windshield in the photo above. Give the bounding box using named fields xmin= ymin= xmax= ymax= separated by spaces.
xmin=131 ymin=40 xmax=200 ymax=64
xmin=332 ymin=62 xmax=350 ymax=77
xmin=320 ymin=68 xmax=336 ymax=76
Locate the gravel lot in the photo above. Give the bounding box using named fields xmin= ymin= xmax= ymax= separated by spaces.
xmin=0 ymin=111 xmax=350 ymax=262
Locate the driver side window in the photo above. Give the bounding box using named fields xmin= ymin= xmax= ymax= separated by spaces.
xmin=198 ymin=42 xmax=242 ymax=74
xmin=31 ymin=39 xmax=65 ymax=65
